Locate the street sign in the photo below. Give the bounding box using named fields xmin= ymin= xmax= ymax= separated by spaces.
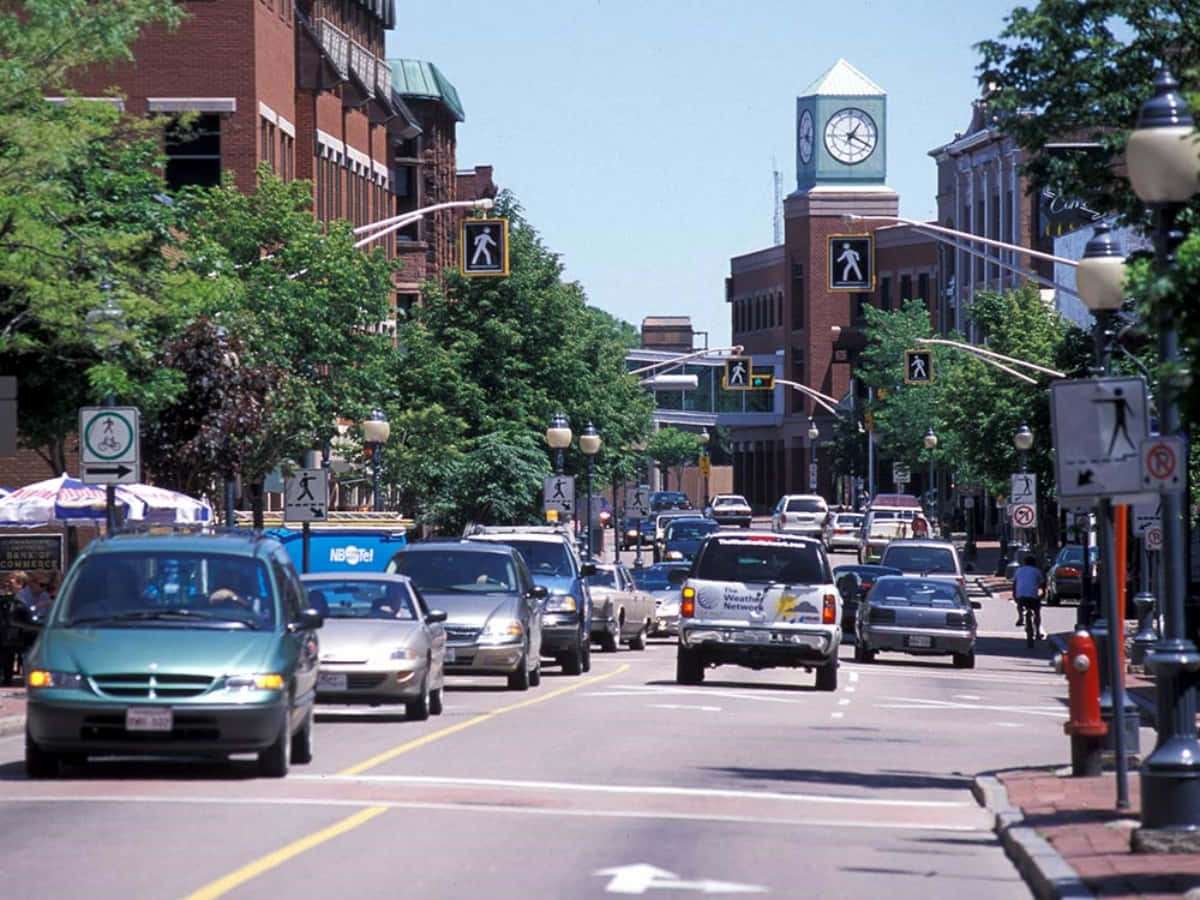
xmin=544 ymin=474 xmax=575 ymax=515
xmin=903 ymin=349 xmax=933 ymax=384
xmin=284 ymin=468 xmax=328 ymax=522
xmin=461 ymin=218 xmax=509 ymax=277
xmin=1050 ymin=376 xmax=1152 ymax=502
xmin=809 ymin=462 xmax=818 ymax=491
xmin=699 ymin=456 xmax=711 ymax=477
xmin=624 ymin=484 xmax=650 ymax=518
xmin=1140 ymin=435 xmax=1186 ymax=493
xmin=722 ymin=357 xmax=750 ymax=390
xmin=79 ymin=406 xmax=140 ymax=484
xmin=827 ymin=234 xmax=874 ymax=291
xmin=892 ymin=462 xmax=910 ymax=485
xmin=1145 ymin=523 xmax=1164 ymax=551
xmin=1011 ymin=502 xmax=1037 ymax=529
xmin=1010 ymin=472 xmax=1037 ymax=506
xmin=1132 ymin=499 xmax=1161 ymax=537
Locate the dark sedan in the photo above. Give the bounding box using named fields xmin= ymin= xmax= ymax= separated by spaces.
xmin=657 ymin=517 xmax=720 ymax=563
xmin=832 ymin=563 xmax=901 ymax=632
xmin=1046 ymin=544 xmax=1098 ymax=606
xmin=854 ymin=575 xmax=979 ymax=668
xmin=621 ymin=516 xmax=657 ymax=551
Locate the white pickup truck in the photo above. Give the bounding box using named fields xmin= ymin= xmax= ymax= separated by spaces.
xmin=673 ymin=532 xmax=841 ymax=690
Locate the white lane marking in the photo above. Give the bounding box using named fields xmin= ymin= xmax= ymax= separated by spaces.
xmin=849 ymin=671 xmax=859 ymax=683
xmin=954 ymin=694 xmax=982 ymax=700
xmin=845 ymin=686 xmax=856 ymax=693
xmin=993 ymin=722 xmax=1023 ymax=728
xmin=849 ymin=666 xmax=1056 ymax=687
xmin=289 ymin=774 xmax=973 ymax=808
xmin=831 ymin=712 xmax=844 ymax=719
xmin=649 ymin=704 xmax=721 ymax=712
xmin=588 ymin=685 xmax=806 ymax=705
xmin=595 ymin=864 xmax=765 ymax=895
xmin=877 ymin=696 xmax=1064 ymax=718
xmin=0 ymin=795 xmax=983 ymax=832
xmin=838 ymin=699 xmax=850 ymax=706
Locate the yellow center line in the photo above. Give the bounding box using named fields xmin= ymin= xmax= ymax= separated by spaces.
xmin=338 ymin=663 xmax=630 ymax=777
xmin=182 ymin=805 xmax=388 ymax=900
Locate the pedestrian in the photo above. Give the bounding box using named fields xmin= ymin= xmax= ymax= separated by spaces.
xmin=1012 ymin=552 xmax=1046 ymax=648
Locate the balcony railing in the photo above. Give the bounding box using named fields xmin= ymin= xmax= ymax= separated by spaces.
xmin=349 ymin=39 xmax=374 ymax=97
xmin=317 ymin=18 xmax=349 ymax=77
xmin=374 ymin=57 xmax=392 ymax=100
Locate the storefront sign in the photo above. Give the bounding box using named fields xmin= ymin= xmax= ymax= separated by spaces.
xmin=0 ymin=534 xmax=63 ymax=572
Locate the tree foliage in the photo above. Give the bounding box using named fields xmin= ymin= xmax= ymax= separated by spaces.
xmin=647 ymin=427 xmax=703 ymax=492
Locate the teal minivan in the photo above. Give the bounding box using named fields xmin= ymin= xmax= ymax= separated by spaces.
xmin=24 ymin=531 xmax=322 ymax=778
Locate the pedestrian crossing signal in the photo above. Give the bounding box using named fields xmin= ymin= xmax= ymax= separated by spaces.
xmin=461 ymin=218 xmax=509 ymax=277
xmin=723 ymin=357 xmax=751 ymax=390
xmin=904 ymin=349 xmax=933 ymax=384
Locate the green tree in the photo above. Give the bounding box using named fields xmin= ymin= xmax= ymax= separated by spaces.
xmin=647 ymin=427 xmax=703 ymax=494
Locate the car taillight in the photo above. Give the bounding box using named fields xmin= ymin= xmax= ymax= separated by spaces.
xmin=1058 ymin=566 xmax=1081 ymax=577
xmin=822 ymin=593 xmax=836 ymax=624
xmin=780 ymin=513 xmax=787 ymax=523
xmin=681 ymin=586 xmax=696 ymax=618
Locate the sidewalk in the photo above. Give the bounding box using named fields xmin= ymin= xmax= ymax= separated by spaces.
xmin=0 ymin=681 xmax=25 ymax=738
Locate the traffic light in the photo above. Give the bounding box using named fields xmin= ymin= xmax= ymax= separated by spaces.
xmin=723 ymin=357 xmax=751 ymax=390
xmin=904 ymin=349 xmax=933 ymax=384
xmin=749 ymin=372 xmax=774 ymax=390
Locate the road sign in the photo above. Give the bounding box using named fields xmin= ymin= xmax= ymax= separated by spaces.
xmin=284 ymin=468 xmax=328 ymax=522
xmin=1010 ymin=472 xmax=1037 ymax=506
xmin=892 ymin=462 xmax=910 ymax=485
xmin=1132 ymin=499 xmax=1161 ymax=536
xmin=544 ymin=474 xmax=575 ymax=514
xmin=809 ymin=462 xmax=818 ymax=491
xmin=1141 ymin=435 xmax=1186 ymax=493
xmin=1050 ymin=376 xmax=1152 ymax=501
xmin=624 ymin=484 xmax=650 ymax=518
xmin=903 ymin=349 xmax=933 ymax=384
xmin=699 ymin=456 xmax=711 ymax=477
xmin=1011 ymin=502 xmax=1037 ymax=529
xmin=1145 ymin=523 xmax=1164 ymax=551
xmin=827 ymin=234 xmax=874 ymax=291
xmin=461 ymin=218 xmax=509 ymax=276
xmin=722 ymin=357 xmax=750 ymax=390
xmin=79 ymin=406 xmax=140 ymax=484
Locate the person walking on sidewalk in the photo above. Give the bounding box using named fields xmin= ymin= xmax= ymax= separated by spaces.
xmin=1012 ymin=553 xmax=1045 ymax=648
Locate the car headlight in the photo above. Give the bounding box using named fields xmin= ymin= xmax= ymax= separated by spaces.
xmin=27 ymin=670 xmax=86 ymax=690
xmin=544 ymin=594 xmax=577 ymax=612
xmin=480 ymin=618 xmax=524 ymax=643
xmin=224 ymin=673 xmax=285 ymax=691
xmin=387 ymin=648 xmax=420 ymax=661
xmin=665 ymin=550 xmax=684 ymax=561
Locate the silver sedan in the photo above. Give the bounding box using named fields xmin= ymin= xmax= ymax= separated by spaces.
xmin=301 ymin=573 xmax=448 ymax=720
xmin=853 ymin=575 xmax=978 ymax=668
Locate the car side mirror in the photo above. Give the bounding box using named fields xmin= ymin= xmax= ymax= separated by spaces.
xmin=667 ymin=568 xmax=688 ymax=585
xmin=579 ymin=563 xmax=597 ymax=577
xmin=529 ymin=585 xmax=548 ymax=600
xmin=294 ymin=608 xmax=324 ymax=630
xmin=426 ymin=609 xmax=448 ymax=624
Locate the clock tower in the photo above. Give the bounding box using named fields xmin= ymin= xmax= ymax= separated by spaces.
xmin=795 ymin=58 xmax=887 ymax=190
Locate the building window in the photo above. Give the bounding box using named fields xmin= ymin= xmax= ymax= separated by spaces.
xmin=917 ymin=272 xmax=929 ymax=302
xmin=791 ymin=346 xmax=806 ymax=414
xmin=164 ymin=114 xmax=221 ymax=191
xmin=767 ymin=293 xmax=775 ymax=329
xmin=900 ymin=274 xmax=912 ymax=302
xmin=880 ymin=276 xmax=892 ymax=311
xmin=790 ymin=261 xmax=805 ymax=330
xmin=853 ymin=292 xmax=870 ymax=324
xmin=260 ymin=118 xmax=269 ymax=162
xmin=777 ymin=292 xmax=784 ymax=328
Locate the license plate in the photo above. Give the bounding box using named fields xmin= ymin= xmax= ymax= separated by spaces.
xmin=444 ymin=647 xmax=456 ymax=663
xmin=126 ymin=707 xmax=172 ymax=732
xmin=907 ymin=635 xmax=933 ymax=648
xmin=317 ymin=671 xmax=347 ymax=691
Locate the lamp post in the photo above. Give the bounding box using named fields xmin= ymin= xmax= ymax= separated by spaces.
xmin=631 ymin=441 xmax=647 ymax=568
xmin=546 ymin=411 xmax=572 ymax=476
xmin=1013 ymin=423 xmax=1033 ymax=549
xmin=362 ymin=408 xmax=390 ymax=512
xmin=700 ymin=428 xmax=711 ymax=509
xmin=808 ymin=418 xmax=820 ymax=495
xmin=86 ymin=280 xmax=124 ymax=533
xmin=580 ymin=423 xmax=601 ymax=560
xmin=1124 ymin=68 xmax=1200 ymax=839
xmin=923 ymin=427 xmax=937 ymax=524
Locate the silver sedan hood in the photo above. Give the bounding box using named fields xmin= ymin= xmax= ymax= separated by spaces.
xmin=319 ymin=618 xmax=423 ymax=664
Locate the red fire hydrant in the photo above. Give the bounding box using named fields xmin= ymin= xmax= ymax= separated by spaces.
xmin=1054 ymin=626 xmax=1107 ymax=776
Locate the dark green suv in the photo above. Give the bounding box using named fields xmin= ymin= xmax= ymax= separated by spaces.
xmin=25 ymin=531 xmax=322 ymax=778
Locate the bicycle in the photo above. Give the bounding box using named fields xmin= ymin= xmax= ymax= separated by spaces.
xmin=1017 ymin=595 xmax=1042 ymax=648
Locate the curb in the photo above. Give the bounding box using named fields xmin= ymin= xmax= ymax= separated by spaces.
xmin=973 ymin=774 xmax=1095 ymax=899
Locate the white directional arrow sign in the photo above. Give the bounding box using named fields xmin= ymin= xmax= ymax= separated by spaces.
xmin=594 ymin=863 xmax=766 ymax=895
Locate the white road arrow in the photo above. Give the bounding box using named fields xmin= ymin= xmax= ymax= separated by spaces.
xmin=594 ymin=863 xmax=767 ymax=894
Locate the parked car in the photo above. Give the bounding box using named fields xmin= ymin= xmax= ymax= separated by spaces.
xmin=877 ymin=539 xmax=966 ymax=592
xmin=832 ymin=563 xmax=902 ymax=631
xmin=649 ymin=490 xmax=694 ymax=512
xmin=822 ymin=512 xmax=864 ymax=552
xmin=586 ymin=562 xmax=655 ymax=651
xmin=657 ymin=516 xmax=721 ymax=563
xmin=386 ymin=540 xmax=546 ymax=690
xmin=464 ymin=526 xmax=594 ymax=675
xmin=25 ymin=531 xmax=323 ymax=778
xmin=771 ymin=494 xmax=829 ymax=537
xmin=705 ymin=494 xmax=753 ymax=528
xmin=630 ymin=561 xmax=691 ymax=637
xmin=854 ymin=574 xmax=979 ymax=668
xmin=621 ymin=516 xmax=657 ymax=550
xmin=674 ymin=531 xmax=841 ymax=690
xmin=301 ymin=572 xmax=447 ymax=719
xmin=1046 ymin=544 xmax=1098 ymax=606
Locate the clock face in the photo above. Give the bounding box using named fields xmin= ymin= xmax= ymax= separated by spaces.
xmin=823 ymin=107 xmax=878 ymax=165
xmin=798 ymin=109 xmax=814 ymax=164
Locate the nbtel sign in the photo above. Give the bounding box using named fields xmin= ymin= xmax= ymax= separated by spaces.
xmin=330 ymin=545 xmax=375 ymax=566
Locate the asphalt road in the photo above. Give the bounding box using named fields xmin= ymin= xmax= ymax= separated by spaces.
xmin=0 ymin=547 xmax=1075 ymax=898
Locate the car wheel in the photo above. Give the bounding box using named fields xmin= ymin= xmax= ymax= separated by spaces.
xmin=429 ymin=685 xmax=445 ymax=715
xmin=258 ymin=709 xmax=291 ymax=778
xmin=581 ymin=632 xmax=592 ymax=672
xmin=629 ymin=624 xmax=647 ymax=651
xmin=815 ymin=659 xmax=838 ymax=691
xmin=952 ymin=651 xmax=975 ymax=669
xmin=507 ymin=652 xmax=531 ymax=691
xmin=855 ymin=639 xmax=875 ymax=663
xmin=291 ymin=707 xmax=314 ymax=765
xmin=676 ymin=646 xmax=704 ymax=684
xmin=529 ymin=659 xmax=542 ymax=687
xmin=599 ymin=626 xmax=619 ymax=653
xmin=25 ymin=729 xmax=59 ymax=779
xmin=1046 ymin=591 xmax=1061 ymax=607
xmin=406 ymin=673 xmax=432 ymax=719
xmin=560 ymin=644 xmax=583 ymax=676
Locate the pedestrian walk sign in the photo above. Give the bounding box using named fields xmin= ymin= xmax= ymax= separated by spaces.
xmin=827 ymin=234 xmax=874 ymax=291
xmin=1050 ymin=376 xmax=1153 ymax=502
xmin=723 ymin=357 xmax=750 ymax=390
xmin=904 ymin=349 xmax=933 ymax=384
xmin=544 ymin=474 xmax=575 ymax=514
xmin=461 ymin=218 xmax=509 ymax=277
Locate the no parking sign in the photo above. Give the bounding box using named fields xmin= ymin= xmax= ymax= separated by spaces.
xmin=1145 ymin=524 xmax=1164 ymax=551
xmin=1011 ymin=503 xmax=1037 ymax=529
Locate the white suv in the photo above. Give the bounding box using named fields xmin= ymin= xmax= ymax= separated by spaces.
xmin=771 ymin=494 xmax=828 ymax=536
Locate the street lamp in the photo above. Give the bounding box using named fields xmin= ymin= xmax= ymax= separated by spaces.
xmin=1125 ymin=68 xmax=1200 ymax=839
xmin=86 ymin=280 xmax=125 ymax=533
xmin=631 ymin=441 xmax=647 ymax=568
xmin=362 ymin=408 xmax=390 ymax=512
xmin=580 ymin=423 xmax=601 ymax=559
xmin=923 ymin=427 xmax=937 ymax=523
xmin=546 ymin=411 xmax=572 ymax=476
xmin=807 ymin=418 xmax=819 ymax=495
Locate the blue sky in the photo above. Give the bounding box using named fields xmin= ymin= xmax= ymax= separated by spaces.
xmin=387 ymin=1 xmax=1018 ymax=347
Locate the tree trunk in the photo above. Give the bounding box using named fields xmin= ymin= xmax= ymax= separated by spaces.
xmin=249 ymin=478 xmax=265 ymax=530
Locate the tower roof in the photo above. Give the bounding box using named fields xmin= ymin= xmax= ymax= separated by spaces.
xmin=800 ymin=58 xmax=885 ymax=98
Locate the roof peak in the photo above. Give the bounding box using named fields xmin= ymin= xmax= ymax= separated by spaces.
xmin=801 ymin=58 xmax=885 ymax=98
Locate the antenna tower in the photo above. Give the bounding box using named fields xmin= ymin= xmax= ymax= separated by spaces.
xmin=772 ymin=161 xmax=783 ymax=245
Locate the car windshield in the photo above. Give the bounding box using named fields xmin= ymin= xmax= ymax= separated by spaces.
xmin=305 ymin=579 xmax=417 ymax=620
xmin=390 ymin=550 xmax=518 ymax=592
xmin=836 ymin=514 xmax=863 ymax=526
xmin=1057 ymin=546 xmax=1098 ymax=566
xmin=714 ymin=496 xmax=746 ymax=506
xmin=55 ymin=551 xmax=274 ymax=628
xmin=667 ymin=520 xmax=719 ymax=541
xmin=588 ymin=569 xmax=618 ymax=588
xmin=632 ymin=564 xmax=686 ymax=590
xmin=503 ymin=540 xmax=572 ymax=577
xmin=785 ymin=498 xmax=825 ymax=513
xmin=872 ymin=578 xmax=963 ymax=607
xmin=651 ymin=492 xmax=690 ymax=509
xmin=881 ymin=545 xmax=957 ymax=574
xmin=696 ymin=540 xmax=826 ymax=584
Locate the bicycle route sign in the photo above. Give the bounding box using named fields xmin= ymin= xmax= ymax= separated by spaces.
xmin=79 ymin=406 xmax=140 ymax=485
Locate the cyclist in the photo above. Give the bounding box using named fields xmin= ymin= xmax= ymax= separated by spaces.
xmin=1012 ymin=553 xmax=1046 ymax=648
